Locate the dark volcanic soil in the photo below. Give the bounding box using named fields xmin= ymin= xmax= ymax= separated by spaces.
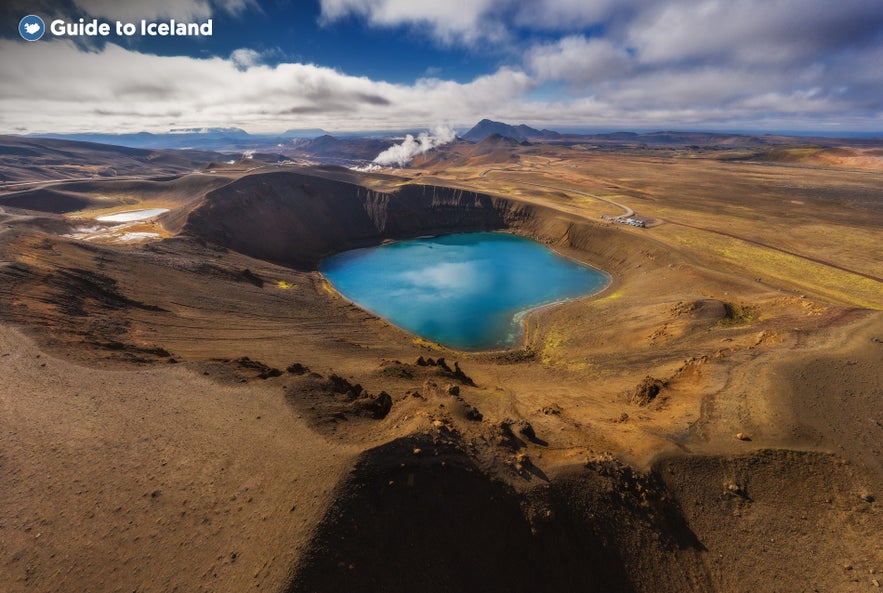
xmin=289 ymin=434 xmax=712 ymax=593
xmin=290 ymin=440 xmax=879 ymax=593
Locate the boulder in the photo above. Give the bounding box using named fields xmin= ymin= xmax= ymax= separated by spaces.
xmin=632 ymin=376 xmax=666 ymax=406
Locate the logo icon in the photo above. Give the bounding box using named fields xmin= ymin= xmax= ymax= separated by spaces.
xmin=19 ymin=15 xmax=45 ymax=41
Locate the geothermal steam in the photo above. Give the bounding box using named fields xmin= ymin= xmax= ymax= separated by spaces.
xmin=372 ymin=125 xmax=456 ymax=167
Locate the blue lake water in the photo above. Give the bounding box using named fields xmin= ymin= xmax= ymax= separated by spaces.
xmin=320 ymin=232 xmax=608 ymax=350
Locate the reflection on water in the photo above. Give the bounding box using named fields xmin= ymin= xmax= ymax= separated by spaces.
xmin=95 ymin=208 xmax=169 ymax=222
xmin=320 ymin=232 xmax=608 ymax=350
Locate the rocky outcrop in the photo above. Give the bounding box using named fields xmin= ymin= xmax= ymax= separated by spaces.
xmin=285 ymin=371 xmax=394 ymax=422
xmin=289 ymin=445 xmax=875 ymax=593
xmin=181 ymin=169 xmax=660 ymax=282
xmin=183 ymin=172 xmax=525 ymax=268
xmin=632 ymin=376 xmax=667 ymax=406
xmin=286 ymin=436 xmax=710 ymax=593
xmin=233 ymin=356 xmax=282 ymax=379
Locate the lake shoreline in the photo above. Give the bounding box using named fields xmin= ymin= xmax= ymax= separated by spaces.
xmin=320 ymin=232 xmax=609 ymax=351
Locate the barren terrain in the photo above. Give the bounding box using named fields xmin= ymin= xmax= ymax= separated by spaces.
xmin=0 ymin=136 xmax=880 ymax=592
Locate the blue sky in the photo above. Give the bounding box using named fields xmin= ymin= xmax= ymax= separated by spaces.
xmin=2 ymin=0 xmax=883 ymax=134
xmin=95 ymin=1 xmax=504 ymax=84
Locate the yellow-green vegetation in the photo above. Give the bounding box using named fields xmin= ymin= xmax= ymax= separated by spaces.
xmin=541 ymin=328 xmax=565 ymax=364
xmin=596 ymin=288 xmax=623 ymax=302
xmin=765 ymin=147 xmax=823 ymax=162
xmin=275 ymin=280 xmax=294 ymax=289
xmin=666 ymin=227 xmax=882 ymax=309
xmin=718 ymin=302 xmax=757 ymax=327
xmin=411 ymin=337 xmax=442 ymax=350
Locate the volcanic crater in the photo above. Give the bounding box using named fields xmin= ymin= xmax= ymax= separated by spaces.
xmin=1 ymin=147 xmax=880 ymax=593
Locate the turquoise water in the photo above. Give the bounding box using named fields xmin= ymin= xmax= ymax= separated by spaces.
xmin=320 ymin=232 xmax=608 ymax=350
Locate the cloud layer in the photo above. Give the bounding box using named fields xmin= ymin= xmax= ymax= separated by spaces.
xmin=71 ymin=0 xmax=256 ymax=21
xmin=1 ymin=0 xmax=882 ymax=134
xmin=319 ymin=0 xmax=505 ymax=45
xmin=0 ymin=39 xmax=534 ymax=133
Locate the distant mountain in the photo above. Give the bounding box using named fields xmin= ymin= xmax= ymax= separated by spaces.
xmin=0 ymin=134 xmax=224 ymax=185
xmin=461 ymin=121 xmax=883 ymax=148
xmin=26 ymin=128 xmax=290 ymax=152
xmin=168 ymin=127 xmax=249 ymax=137
xmin=477 ymin=133 xmax=521 ymax=146
xmin=281 ymin=128 xmax=329 ymax=139
xmin=285 ymin=134 xmax=395 ymax=161
xmin=471 ymin=133 xmax=524 ymax=154
xmin=462 ymin=119 xmax=561 ymax=142
xmin=293 ymin=135 xmax=339 ymax=151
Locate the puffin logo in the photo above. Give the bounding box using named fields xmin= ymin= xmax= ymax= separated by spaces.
xmin=19 ymin=15 xmax=45 ymax=41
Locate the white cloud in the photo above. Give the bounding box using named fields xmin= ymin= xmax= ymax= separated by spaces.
xmin=1 ymin=35 xmax=880 ymax=135
xmin=0 ymin=40 xmax=531 ymax=134
xmin=398 ymin=262 xmax=479 ymax=295
xmin=230 ymin=48 xmax=263 ymax=70
xmin=319 ymin=0 xmax=505 ymax=45
xmin=72 ymin=0 xmax=212 ymax=21
xmin=626 ymin=0 xmax=883 ymax=67
xmin=2 ymin=0 xmax=883 ymax=135
xmin=213 ymin=0 xmax=257 ymax=16
xmin=512 ymin=0 xmax=640 ymax=31
xmin=527 ymin=36 xmax=633 ymax=85
xmin=314 ymin=0 xmax=883 ymax=131
xmin=70 ymin=0 xmax=257 ymax=21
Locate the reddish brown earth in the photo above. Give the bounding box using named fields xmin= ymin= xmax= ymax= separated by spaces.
xmin=0 ymin=139 xmax=880 ymax=592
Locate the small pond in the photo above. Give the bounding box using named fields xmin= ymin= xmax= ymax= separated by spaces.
xmin=96 ymin=208 xmax=169 ymax=222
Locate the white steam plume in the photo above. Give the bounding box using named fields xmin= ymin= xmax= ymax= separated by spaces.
xmin=372 ymin=125 xmax=456 ymax=167
xmin=349 ymin=163 xmax=382 ymax=173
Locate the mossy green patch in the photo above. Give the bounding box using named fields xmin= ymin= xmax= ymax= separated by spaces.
xmin=718 ymin=302 xmax=757 ymax=327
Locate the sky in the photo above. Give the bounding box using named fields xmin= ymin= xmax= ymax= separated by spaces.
xmin=1 ymin=0 xmax=883 ymax=135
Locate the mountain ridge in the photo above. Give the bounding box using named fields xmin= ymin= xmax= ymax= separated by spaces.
xmin=462 ymin=119 xmax=561 ymax=142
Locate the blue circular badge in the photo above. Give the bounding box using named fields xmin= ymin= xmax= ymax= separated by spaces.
xmin=19 ymin=15 xmax=45 ymax=41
